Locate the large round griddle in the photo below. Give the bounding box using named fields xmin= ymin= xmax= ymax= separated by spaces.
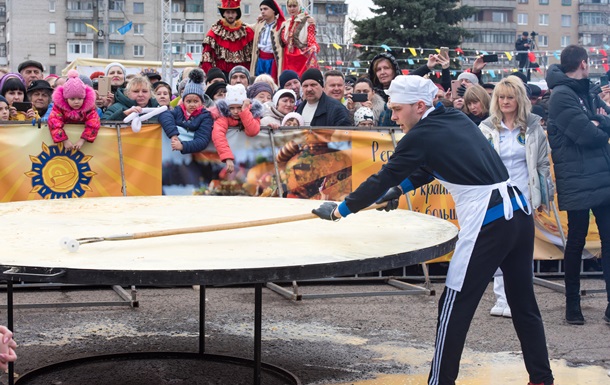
xmin=0 ymin=196 xmax=458 ymax=286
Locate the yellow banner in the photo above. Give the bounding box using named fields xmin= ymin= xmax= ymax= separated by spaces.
xmin=0 ymin=124 xmax=162 ymax=202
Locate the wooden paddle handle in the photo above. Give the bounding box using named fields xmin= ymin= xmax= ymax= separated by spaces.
xmin=130 ymin=202 xmax=387 ymax=240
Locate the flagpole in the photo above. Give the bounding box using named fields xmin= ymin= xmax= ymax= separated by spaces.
xmin=103 ymin=0 xmax=109 ymax=58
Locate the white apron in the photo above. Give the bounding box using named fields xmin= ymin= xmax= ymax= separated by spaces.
xmin=438 ymin=179 xmax=530 ymax=292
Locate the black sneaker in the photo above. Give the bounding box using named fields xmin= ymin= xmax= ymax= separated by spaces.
xmin=566 ymin=299 xmax=585 ymax=325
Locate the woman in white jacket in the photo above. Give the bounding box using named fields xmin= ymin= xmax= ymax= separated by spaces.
xmin=478 ymin=76 xmax=554 ymax=318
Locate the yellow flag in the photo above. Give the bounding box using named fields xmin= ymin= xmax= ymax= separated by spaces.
xmin=505 ymin=51 xmax=513 ymax=61
xmin=85 ymin=23 xmax=99 ymax=33
xmin=409 ymin=48 xmax=416 ymax=56
xmin=435 ymin=48 xmax=440 ymax=54
xmin=332 ymin=43 xmax=342 ymax=50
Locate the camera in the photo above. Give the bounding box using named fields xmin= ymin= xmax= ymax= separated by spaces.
xmin=530 ymin=31 xmax=537 ymax=37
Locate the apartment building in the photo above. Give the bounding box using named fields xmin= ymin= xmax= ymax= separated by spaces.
xmin=1 ymin=0 xmax=348 ymax=76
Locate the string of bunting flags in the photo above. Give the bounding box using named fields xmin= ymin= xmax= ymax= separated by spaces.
xmin=317 ymin=42 xmax=610 ymax=76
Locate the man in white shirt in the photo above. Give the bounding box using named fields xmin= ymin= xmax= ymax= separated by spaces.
xmin=296 ymin=68 xmax=351 ymax=127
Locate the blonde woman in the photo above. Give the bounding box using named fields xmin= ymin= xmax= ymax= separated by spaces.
xmin=479 ymin=76 xmax=553 ymax=318
xmin=280 ymin=0 xmax=319 ymax=76
xmin=463 ymin=84 xmax=491 ymax=125
xmin=102 ymin=75 xmax=159 ymax=121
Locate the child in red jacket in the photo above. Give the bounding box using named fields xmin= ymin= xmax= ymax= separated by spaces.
xmin=212 ymin=84 xmax=263 ymax=174
xmin=47 ymin=69 xmax=100 ymax=151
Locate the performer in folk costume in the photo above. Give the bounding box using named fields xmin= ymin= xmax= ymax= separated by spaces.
xmin=280 ymin=0 xmax=319 ymax=77
xmin=250 ymin=0 xmax=285 ymax=84
xmin=200 ymin=0 xmax=254 ymax=77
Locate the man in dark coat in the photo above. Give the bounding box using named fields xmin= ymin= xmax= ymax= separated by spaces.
xmin=546 ymin=44 xmax=610 ymax=325
xmin=515 ymin=31 xmax=531 ymax=72
xmin=296 ymin=68 xmax=351 ymax=127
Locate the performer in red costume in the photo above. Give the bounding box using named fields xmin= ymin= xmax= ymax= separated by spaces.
xmin=200 ymin=0 xmax=255 ymax=77
xmin=280 ymin=0 xmax=319 ymax=77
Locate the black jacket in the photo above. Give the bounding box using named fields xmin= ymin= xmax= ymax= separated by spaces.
xmin=296 ymin=92 xmax=352 ymax=127
xmin=545 ymin=64 xmax=610 ymax=210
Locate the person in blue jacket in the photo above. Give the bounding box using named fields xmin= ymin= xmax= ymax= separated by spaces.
xmin=158 ymin=69 xmax=213 ymax=154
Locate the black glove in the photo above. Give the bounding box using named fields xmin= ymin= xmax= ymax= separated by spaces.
xmin=375 ymin=186 xmax=402 ymax=212
xmin=312 ymin=202 xmax=340 ymax=221
xmin=457 ymin=84 xmax=467 ymax=98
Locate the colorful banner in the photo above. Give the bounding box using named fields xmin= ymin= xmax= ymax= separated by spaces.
xmin=0 ymin=124 xmax=162 ymax=202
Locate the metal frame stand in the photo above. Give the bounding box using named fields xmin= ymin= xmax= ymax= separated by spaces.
xmin=0 ymin=283 xmax=138 ymax=309
xmin=266 ymin=275 xmax=434 ymax=301
xmin=5 ymin=283 xmax=300 ymax=385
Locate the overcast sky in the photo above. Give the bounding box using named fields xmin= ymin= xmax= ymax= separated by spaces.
xmin=345 ymin=0 xmax=376 ymax=21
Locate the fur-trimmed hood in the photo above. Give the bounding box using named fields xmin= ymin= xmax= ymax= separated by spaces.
xmin=368 ymin=52 xmax=402 ymax=92
xmin=215 ymin=98 xmax=264 ymax=119
xmin=52 ymin=84 xmax=97 ymax=113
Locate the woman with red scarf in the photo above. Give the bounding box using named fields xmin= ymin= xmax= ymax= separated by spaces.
xmin=280 ymin=0 xmax=319 ymax=77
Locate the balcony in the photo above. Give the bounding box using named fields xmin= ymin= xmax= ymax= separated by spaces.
xmin=463 ymin=21 xmax=517 ymax=31
xmin=579 ymin=3 xmax=610 ymax=11
xmin=108 ymin=33 xmax=125 ymax=42
xmin=462 ymin=42 xmax=515 ymax=51
xmin=462 ymin=0 xmax=516 ymax=9
xmin=65 ymin=10 xmax=93 ymax=19
xmin=578 ymin=23 xmax=609 ymax=33
xmin=67 ymin=32 xmax=94 ymax=40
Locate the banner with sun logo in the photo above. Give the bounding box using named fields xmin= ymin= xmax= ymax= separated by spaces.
xmin=0 ymin=124 xmax=162 ymax=202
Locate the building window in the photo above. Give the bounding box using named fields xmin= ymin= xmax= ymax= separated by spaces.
xmin=579 ymin=12 xmax=604 ymax=25
xmin=243 ymin=4 xmax=250 ymax=15
xmin=109 ymin=43 xmax=124 ymax=56
xmin=539 ymin=14 xmax=549 ymax=25
xmin=67 ymin=1 xmax=93 ymax=10
xmin=538 ymin=35 xmax=548 ymax=47
xmin=49 ymin=0 xmax=56 ymax=12
xmin=281 ymin=4 xmax=287 ymax=15
xmin=109 ymin=1 xmax=124 ymax=11
xmin=168 ymin=21 xmax=183 ymax=33
xmin=134 ymin=23 xmax=144 ymax=35
xmin=68 ymin=41 xmax=93 ymax=54
xmin=462 ymin=31 xmax=515 ymax=44
xmin=49 ymin=66 xmax=57 ymax=75
xmin=49 ymin=22 xmax=56 ymax=34
xmin=561 ymin=15 xmax=571 ymax=27
xmin=492 ymin=12 xmax=508 ymax=23
xmin=539 ymin=0 xmax=549 ymax=4
xmin=561 ymin=0 xmax=571 ymax=5
xmin=518 ymin=0 xmax=528 ymax=3
xmin=49 ymin=43 xmax=56 ymax=56
xmin=68 ymin=21 xmax=88 ymax=33
xmin=134 ymin=2 xmax=144 ymax=14
xmin=186 ymin=0 xmax=203 ymax=12
xmin=518 ymin=13 xmax=528 ymax=25
xmin=186 ymin=43 xmax=203 ymax=55
xmin=133 ymin=45 xmax=144 ymax=57
xmin=171 ymin=44 xmax=182 ymax=54
xmin=172 ymin=2 xmax=181 ymax=12
xmin=185 ymin=22 xmax=205 ymax=33
xmin=561 ymin=35 xmax=570 ymax=47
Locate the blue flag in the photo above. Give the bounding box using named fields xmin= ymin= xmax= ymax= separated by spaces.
xmin=118 ymin=21 xmax=133 ymax=35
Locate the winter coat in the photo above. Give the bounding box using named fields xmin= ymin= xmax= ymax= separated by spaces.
xmin=212 ymin=99 xmax=263 ymax=161
xmin=479 ymin=113 xmax=553 ymax=209
xmin=158 ymin=104 xmax=213 ymax=154
xmin=349 ymin=93 xmax=386 ymax=126
xmin=545 ymin=64 xmax=610 ymax=211
xmin=295 ymin=92 xmax=351 ymax=127
xmin=101 ymin=88 xmax=159 ymax=121
xmin=47 ymin=86 xmax=100 ymax=143
xmin=368 ymin=52 xmax=402 ymax=102
xmin=260 ymin=101 xmax=286 ymax=127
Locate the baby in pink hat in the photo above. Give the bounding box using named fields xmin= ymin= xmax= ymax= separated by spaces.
xmin=47 ymin=69 xmax=100 ymax=151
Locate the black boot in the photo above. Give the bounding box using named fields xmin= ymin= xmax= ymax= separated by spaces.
xmin=604 ymin=303 xmax=610 ymax=324
xmin=566 ymin=297 xmax=585 ymax=325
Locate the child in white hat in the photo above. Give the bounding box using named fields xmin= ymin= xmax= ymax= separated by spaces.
xmin=212 ymin=84 xmax=264 ymax=174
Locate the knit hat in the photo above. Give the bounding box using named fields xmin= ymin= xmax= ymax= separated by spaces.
xmin=457 ymin=72 xmax=479 ymax=85
xmin=79 ymin=74 xmax=93 ymax=87
xmin=282 ymin=112 xmax=304 ymax=126
xmin=229 ymin=66 xmax=251 ymax=84
xmin=206 ymin=67 xmax=227 ymax=84
xmin=104 ymin=62 xmax=127 ymax=77
xmin=0 ymin=73 xmax=26 ymax=95
xmin=63 ymin=70 xmax=87 ymax=99
xmin=18 ymin=60 xmax=44 ymax=73
xmin=0 ymin=95 xmax=8 ymax=105
xmin=205 ymin=82 xmax=227 ymax=99
xmin=272 ymin=89 xmax=296 ymax=107
xmin=247 ymin=82 xmax=274 ymax=100
xmin=259 ymin=0 xmax=285 ymax=30
xmin=279 ymin=70 xmax=299 ymax=89
xmin=225 ymin=84 xmax=248 ymax=105
xmin=300 ymin=68 xmax=323 ymax=86
xmin=354 ymin=107 xmax=375 ymax=125
xmin=182 ymin=69 xmax=206 ymax=102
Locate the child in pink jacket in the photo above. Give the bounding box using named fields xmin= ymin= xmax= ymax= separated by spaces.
xmin=212 ymin=84 xmax=263 ymax=174
xmin=48 ymin=69 xmax=100 ymax=151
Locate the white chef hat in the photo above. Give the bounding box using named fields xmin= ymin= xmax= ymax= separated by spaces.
xmin=384 ymin=75 xmax=439 ymax=106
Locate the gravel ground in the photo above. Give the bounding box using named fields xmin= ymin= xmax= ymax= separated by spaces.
xmin=2 ymin=276 xmax=609 ymax=385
